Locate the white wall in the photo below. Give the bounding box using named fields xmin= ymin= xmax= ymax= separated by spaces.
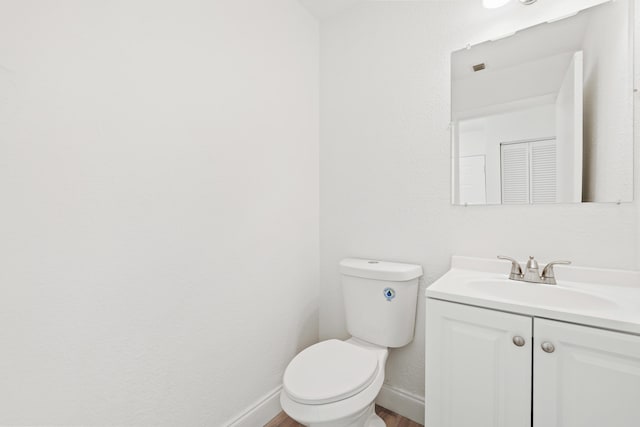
xmin=319 ymin=0 xmax=638 ymax=422
xmin=555 ymin=51 xmax=583 ymax=203
xmin=582 ymin=0 xmax=634 ymax=202
xmin=0 ymin=1 xmax=318 ymax=425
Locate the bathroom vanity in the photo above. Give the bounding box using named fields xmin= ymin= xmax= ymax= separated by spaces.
xmin=425 ymin=256 xmax=640 ymax=427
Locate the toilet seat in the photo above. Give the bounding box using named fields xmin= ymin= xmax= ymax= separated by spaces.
xmin=283 ymin=339 xmax=379 ymax=405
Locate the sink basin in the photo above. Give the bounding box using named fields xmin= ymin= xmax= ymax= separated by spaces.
xmin=426 ymin=256 xmax=640 ymax=335
xmin=465 ymin=279 xmax=618 ymax=311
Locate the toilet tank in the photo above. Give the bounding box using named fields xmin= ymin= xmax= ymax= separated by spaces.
xmin=340 ymin=259 xmax=423 ymax=348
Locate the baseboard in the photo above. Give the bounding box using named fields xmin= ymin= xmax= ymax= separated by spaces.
xmin=375 ymin=384 xmax=425 ymax=425
xmin=225 ymin=383 xmax=424 ymax=427
xmin=226 ymin=385 xmax=283 ymax=427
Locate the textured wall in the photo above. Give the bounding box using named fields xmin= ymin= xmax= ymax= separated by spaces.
xmin=582 ymin=0 xmax=634 ymax=202
xmin=319 ymin=0 xmax=638 ymax=407
xmin=0 ymin=1 xmax=318 ymax=425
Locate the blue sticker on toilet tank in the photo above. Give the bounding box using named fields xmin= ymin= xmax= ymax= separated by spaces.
xmin=383 ymin=288 xmax=396 ymax=301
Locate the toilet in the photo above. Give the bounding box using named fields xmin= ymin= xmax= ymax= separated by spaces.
xmin=280 ymin=258 xmax=423 ymax=427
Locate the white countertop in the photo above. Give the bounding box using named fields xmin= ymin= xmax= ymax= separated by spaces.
xmin=426 ymin=256 xmax=640 ymax=335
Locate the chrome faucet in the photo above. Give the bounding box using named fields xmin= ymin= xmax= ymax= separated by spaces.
xmin=523 ymin=256 xmax=540 ymax=282
xmin=497 ymin=256 xmax=571 ymax=285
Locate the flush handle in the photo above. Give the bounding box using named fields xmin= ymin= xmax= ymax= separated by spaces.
xmin=512 ymin=336 xmax=526 ymax=347
xmin=541 ymin=342 xmax=555 ymax=353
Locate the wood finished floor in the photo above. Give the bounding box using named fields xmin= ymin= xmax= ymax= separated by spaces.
xmin=264 ymin=405 xmax=423 ymax=427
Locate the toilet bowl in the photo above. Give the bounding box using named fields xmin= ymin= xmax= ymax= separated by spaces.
xmin=280 ymin=338 xmax=388 ymax=427
xmin=280 ymin=258 xmax=423 ymax=427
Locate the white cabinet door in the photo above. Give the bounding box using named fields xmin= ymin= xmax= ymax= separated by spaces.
xmin=534 ymin=318 xmax=640 ymax=427
xmin=426 ymin=299 xmax=532 ymax=427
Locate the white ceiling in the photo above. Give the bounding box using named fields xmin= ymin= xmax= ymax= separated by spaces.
xmin=450 ymin=4 xmax=598 ymax=116
xmin=452 ymin=8 xmax=589 ymax=80
xmin=297 ymin=0 xmax=363 ymax=20
xmin=298 ymin=0 xmax=460 ymax=20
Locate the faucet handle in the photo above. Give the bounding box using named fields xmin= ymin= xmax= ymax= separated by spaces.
xmin=497 ymin=256 xmax=523 ymax=279
xmin=541 ymin=260 xmax=572 ymax=284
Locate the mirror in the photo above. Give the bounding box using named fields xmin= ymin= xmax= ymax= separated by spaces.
xmin=451 ymin=0 xmax=633 ymax=205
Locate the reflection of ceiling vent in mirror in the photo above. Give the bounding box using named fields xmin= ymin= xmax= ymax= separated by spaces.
xmin=472 ymin=63 xmax=486 ymax=72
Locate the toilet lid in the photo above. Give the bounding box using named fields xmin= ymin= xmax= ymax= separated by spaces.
xmin=283 ymin=339 xmax=379 ymax=405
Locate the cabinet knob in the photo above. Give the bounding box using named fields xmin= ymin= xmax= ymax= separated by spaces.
xmin=512 ymin=336 xmax=526 ymax=347
xmin=541 ymin=342 xmax=555 ymax=353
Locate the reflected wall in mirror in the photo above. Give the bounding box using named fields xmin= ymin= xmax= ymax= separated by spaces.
xmin=451 ymin=0 xmax=633 ymax=205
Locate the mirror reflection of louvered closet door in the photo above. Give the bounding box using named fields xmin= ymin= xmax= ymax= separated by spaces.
xmin=501 ymin=138 xmax=556 ymax=204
